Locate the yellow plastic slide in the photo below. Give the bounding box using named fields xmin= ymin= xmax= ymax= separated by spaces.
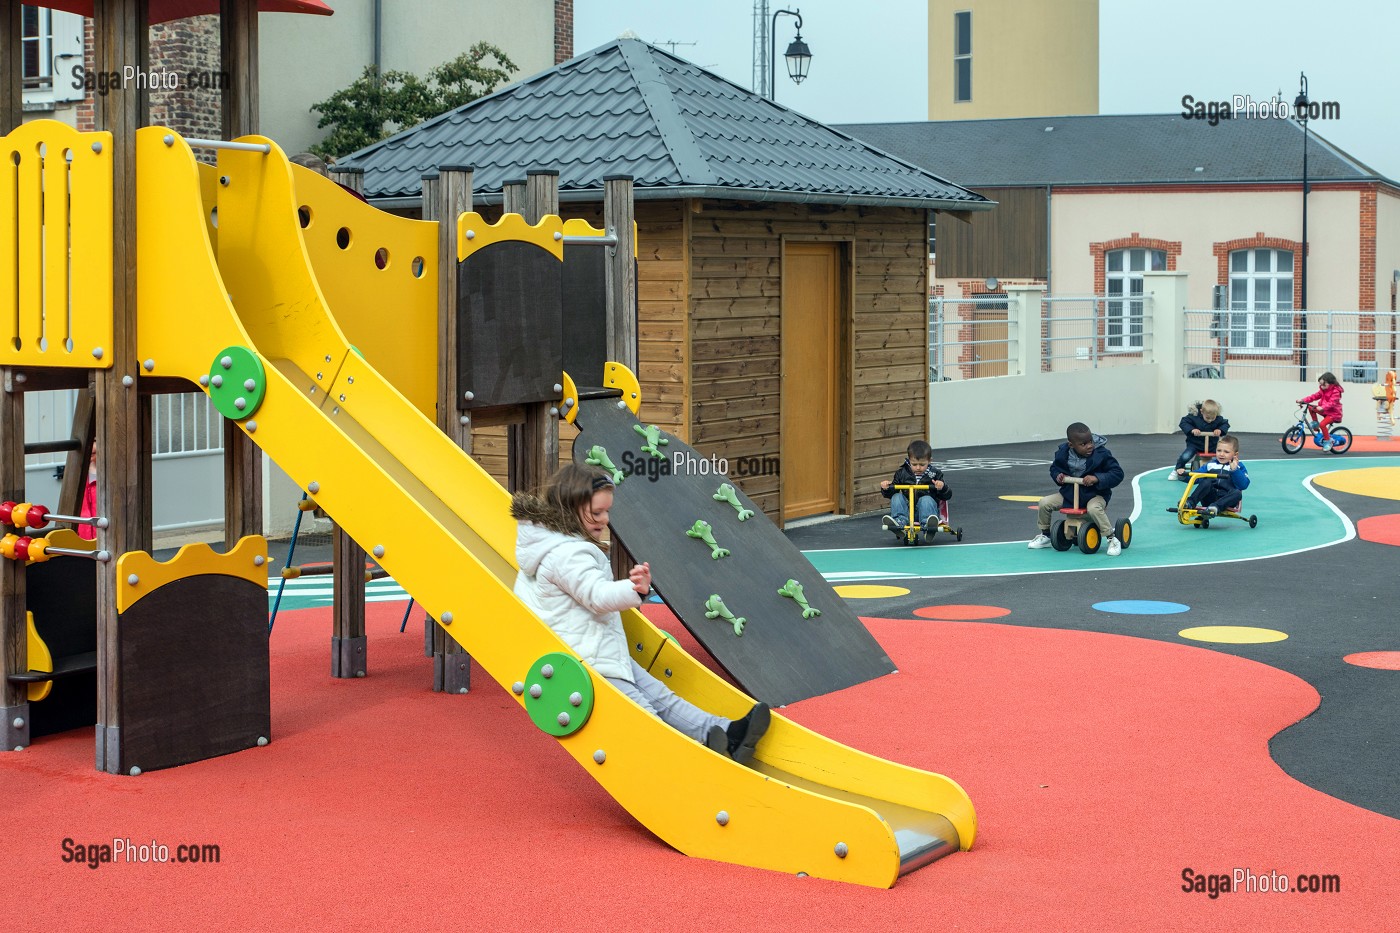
xmin=134 ymin=128 xmax=974 ymax=888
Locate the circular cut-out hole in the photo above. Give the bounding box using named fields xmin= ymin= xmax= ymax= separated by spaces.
xmin=39 ymin=337 xmax=48 ymax=351
xmin=37 ymin=141 xmax=47 ymax=157
xmin=411 ymin=256 xmax=425 ymax=278
xmin=298 ymin=206 xmax=311 ymax=228
xmin=11 ymin=337 xmax=20 ymax=350
xmin=63 ymin=148 xmax=74 ymax=163
xmin=210 ymin=206 xmax=219 ymax=229
xmin=65 ymin=337 xmax=74 ymax=352
xmin=10 ymin=151 xmax=19 ymax=166
xmin=336 ymin=227 xmax=351 ymax=249
xmin=374 ymin=247 xmax=389 ymax=269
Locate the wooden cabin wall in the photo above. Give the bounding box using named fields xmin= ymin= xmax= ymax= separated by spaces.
xmin=686 ymin=199 xmax=929 ymax=518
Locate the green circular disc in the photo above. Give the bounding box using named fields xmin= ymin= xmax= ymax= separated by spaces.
xmin=207 ymin=346 xmax=267 ymax=421
xmin=523 ymin=652 xmax=594 ymax=737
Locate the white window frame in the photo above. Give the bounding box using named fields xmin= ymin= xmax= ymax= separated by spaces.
xmin=22 ymin=7 xmax=85 ymax=108
xmin=953 ymin=10 xmax=971 ymax=103
xmin=1104 ymin=247 xmax=1163 ymax=351
xmin=1227 ymin=248 xmax=1294 ymax=354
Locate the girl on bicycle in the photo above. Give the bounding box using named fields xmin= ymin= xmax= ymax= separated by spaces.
xmin=1298 ymin=372 xmax=1345 ymax=450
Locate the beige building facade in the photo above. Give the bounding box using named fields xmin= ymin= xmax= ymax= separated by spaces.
xmin=927 ymin=0 xmax=1098 ymax=120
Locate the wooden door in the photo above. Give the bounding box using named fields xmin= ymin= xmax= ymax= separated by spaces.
xmin=970 ymin=308 xmax=1009 ymax=378
xmin=781 ymin=242 xmax=841 ymax=520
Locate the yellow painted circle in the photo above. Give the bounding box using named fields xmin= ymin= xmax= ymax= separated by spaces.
xmin=1178 ymin=626 xmax=1288 ymax=644
xmin=999 ymin=495 xmax=1043 ymax=502
xmin=1313 ymin=467 xmax=1400 ymax=501
xmin=834 ymin=584 xmax=911 ymax=599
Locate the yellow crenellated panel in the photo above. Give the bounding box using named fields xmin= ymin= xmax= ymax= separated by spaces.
xmin=0 ymin=119 xmax=113 ymax=368
xmin=456 ymin=211 xmax=563 ymax=262
xmin=135 ymin=128 xmax=256 ymax=378
xmin=290 ymin=165 xmax=438 ymax=419
xmin=604 ymin=360 xmax=642 ymax=414
xmin=115 ymin=536 xmax=268 ymax=615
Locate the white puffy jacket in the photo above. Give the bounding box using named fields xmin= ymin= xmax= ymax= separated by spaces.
xmin=514 ymin=522 xmax=641 ymax=682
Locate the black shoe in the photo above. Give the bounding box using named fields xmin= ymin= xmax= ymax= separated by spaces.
xmin=881 ymin=515 xmax=900 ymax=536
xmin=705 ymin=724 xmax=731 ymax=758
xmin=725 ymin=702 xmax=771 ymax=766
xmin=922 ymin=516 xmax=937 ymax=540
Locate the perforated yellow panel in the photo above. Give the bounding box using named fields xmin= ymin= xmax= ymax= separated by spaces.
xmin=0 ymin=120 xmax=113 ymax=368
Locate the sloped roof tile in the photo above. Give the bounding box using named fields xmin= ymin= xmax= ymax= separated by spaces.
xmin=341 ymin=39 xmax=989 ymax=211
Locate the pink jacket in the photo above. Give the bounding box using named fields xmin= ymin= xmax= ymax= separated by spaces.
xmin=1300 ymin=382 xmax=1344 ymax=419
xmin=78 ymin=479 xmax=98 ymax=541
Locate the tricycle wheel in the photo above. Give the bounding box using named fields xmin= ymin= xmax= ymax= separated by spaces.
xmin=1078 ymin=523 xmax=1101 ymax=554
xmin=1282 ymin=426 xmax=1305 ymax=454
xmin=1114 ymin=518 xmax=1133 ymax=550
xmin=1248 ymin=515 xmax=1258 ymax=528
xmin=1051 ymin=520 xmax=1071 ymax=551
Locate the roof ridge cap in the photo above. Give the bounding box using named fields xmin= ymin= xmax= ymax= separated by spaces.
xmin=615 ymin=39 xmax=716 ymax=187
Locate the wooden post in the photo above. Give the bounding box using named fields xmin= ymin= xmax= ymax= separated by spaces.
xmin=220 ymin=0 xmax=262 ymax=548
xmin=328 ymin=165 xmax=363 ymax=194
xmin=330 ymin=530 xmax=366 ymax=678
xmin=511 ymin=170 xmax=561 ymax=496
xmin=1 ymin=370 xmax=29 ymax=750
xmin=604 ymin=176 xmax=638 ymax=581
xmin=92 ymin=0 xmax=149 ymax=774
xmin=425 ymin=166 xmax=474 ymax=694
xmin=0 ymin=1 xmax=22 ymax=133
xmin=56 ymin=388 xmax=97 ymax=519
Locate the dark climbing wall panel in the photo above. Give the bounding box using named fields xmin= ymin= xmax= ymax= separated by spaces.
xmin=561 ymin=246 xmax=607 ymax=389
xmin=118 ymin=574 xmax=269 ymax=773
xmin=572 ymin=398 xmax=896 ymax=706
xmin=457 ymin=241 xmax=563 ymax=409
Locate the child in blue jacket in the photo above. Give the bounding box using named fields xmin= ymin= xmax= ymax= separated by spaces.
xmin=1029 ymin=422 xmax=1126 ymax=555
xmin=1184 ymin=435 xmax=1250 ymax=515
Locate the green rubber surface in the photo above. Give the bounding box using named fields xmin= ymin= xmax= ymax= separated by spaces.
xmin=806 ymin=456 xmax=1400 ymax=581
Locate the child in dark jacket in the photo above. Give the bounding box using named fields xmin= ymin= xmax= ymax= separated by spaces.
xmin=1184 ymin=434 xmax=1250 ymax=515
xmin=880 ymin=440 xmax=952 ymax=541
xmin=1173 ymin=399 xmax=1230 ymax=479
xmin=1029 ymin=422 xmax=1126 ymax=555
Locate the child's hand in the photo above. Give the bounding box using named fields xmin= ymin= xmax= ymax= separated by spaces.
xmin=1083 ymin=474 xmax=1099 ymax=487
xmin=1191 ymin=429 xmax=1202 ymax=436
xmin=1212 ymin=429 xmax=1222 ymax=436
xmin=1055 ymin=473 xmax=1067 ymax=484
xmin=880 ymin=480 xmax=891 ymax=491
xmin=933 ymin=479 xmax=945 ymax=490
xmin=629 ymin=562 xmax=652 ymax=595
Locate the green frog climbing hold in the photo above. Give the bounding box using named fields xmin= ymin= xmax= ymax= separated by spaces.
xmin=686 ymin=519 xmax=730 ymax=559
xmin=778 ymin=579 xmax=821 ymax=619
xmin=633 ymin=423 xmax=669 ymax=459
xmin=704 ymin=594 xmax=745 ymax=636
xmin=713 ymin=483 xmax=754 ymax=521
xmin=585 ymin=445 xmax=624 ymax=484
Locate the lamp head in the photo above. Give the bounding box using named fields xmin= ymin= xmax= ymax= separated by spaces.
xmin=785 ymin=34 xmax=812 ymax=85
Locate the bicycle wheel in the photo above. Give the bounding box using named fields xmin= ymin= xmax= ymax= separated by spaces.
xmin=1281 ymin=426 xmax=1305 ymax=454
xmin=1328 ymin=426 xmax=1353 ymax=454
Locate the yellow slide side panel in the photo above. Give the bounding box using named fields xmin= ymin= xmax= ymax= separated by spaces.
xmin=290 ymin=165 xmax=438 ymax=419
xmin=217 ymin=137 xmax=352 ymax=384
xmin=136 ymin=128 xmax=256 ymax=379
xmin=116 ymin=536 xmax=268 ymax=614
xmin=196 ymin=161 xmax=219 ymax=249
xmin=624 ymin=608 xmax=977 ymax=850
xmin=0 ymin=119 xmax=113 ymax=368
xmin=456 ymin=211 xmax=563 ymax=262
xmin=236 ymin=356 xmax=902 ymax=886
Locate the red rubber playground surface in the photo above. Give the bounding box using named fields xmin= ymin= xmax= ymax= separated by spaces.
xmin=5 ymin=600 xmax=1395 ymax=931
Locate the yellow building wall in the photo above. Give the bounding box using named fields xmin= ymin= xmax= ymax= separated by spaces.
xmin=928 ymin=0 xmax=1098 ymax=120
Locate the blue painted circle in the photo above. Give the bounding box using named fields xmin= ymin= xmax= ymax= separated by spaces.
xmin=1092 ymin=600 xmax=1191 ymax=615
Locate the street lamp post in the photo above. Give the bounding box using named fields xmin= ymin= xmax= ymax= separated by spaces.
xmin=769 ymin=8 xmax=811 ymax=101
xmin=1294 ymin=72 xmax=1310 ymax=381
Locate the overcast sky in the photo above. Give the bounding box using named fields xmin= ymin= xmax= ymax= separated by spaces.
xmin=574 ymin=0 xmax=1399 ymax=181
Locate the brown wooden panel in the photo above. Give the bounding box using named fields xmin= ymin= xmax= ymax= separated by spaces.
xmin=937 ymin=186 xmax=1048 ymax=280
xmin=118 ymin=574 xmax=269 ymax=773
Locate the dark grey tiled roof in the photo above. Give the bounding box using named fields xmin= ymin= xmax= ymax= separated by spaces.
xmin=834 ymin=114 xmax=1390 ymax=188
xmin=339 ymin=39 xmax=990 ymax=211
